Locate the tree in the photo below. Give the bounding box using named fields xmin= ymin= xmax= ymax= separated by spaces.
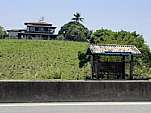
xmin=79 ymin=28 xmax=151 ymax=77
xmin=91 ymin=29 xmax=151 ymax=66
xmin=0 ymin=26 xmax=7 ymax=39
xmin=58 ymin=13 xmax=90 ymax=41
xmin=72 ymin=12 xmax=84 ymax=23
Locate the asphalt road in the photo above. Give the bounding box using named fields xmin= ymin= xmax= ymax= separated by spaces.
xmin=0 ymin=102 xmax=151 ymax=113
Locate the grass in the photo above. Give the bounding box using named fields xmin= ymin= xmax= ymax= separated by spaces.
xmin=0 ymin=39 xmax=90 ymax=80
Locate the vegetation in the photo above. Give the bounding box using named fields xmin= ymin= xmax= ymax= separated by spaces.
xmin=79 ymin=28 xmax=151 ymax=78
xmin=1 ymin=12 xmax=151 ymax=79
xmin=71 ymin=12 xmax=84 ymax=23
xmin=0 ymin=40 xmax=90 ymax=80
xmin=58 ymin=12 xmax=90 ymax=41
xmin=0 ymin=26 xmax=7 ymax=39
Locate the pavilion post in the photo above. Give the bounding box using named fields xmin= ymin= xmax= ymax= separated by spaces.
xmin=130 ymin=55 xmax=134 ymax=79
xmin=122 ymin=56 xmax=125 ymax=79
xmin=96 ymin=56 xmax=100 ymax=79
xmin=91 ymin=55 xmax=94 ymax=79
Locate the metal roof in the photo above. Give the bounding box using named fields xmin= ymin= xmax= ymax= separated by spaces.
xmin=18 ymin=32 xmax=58 ymax=36
xmin=89 ymin=44 xmax=141 ymax=56
xmin=7 ymin=29 xmax=26 ymax=32
xmin=24 ymin=22 xmax=52 ymax=26
xmin=26 ymin=25 xmax=56 ymax=28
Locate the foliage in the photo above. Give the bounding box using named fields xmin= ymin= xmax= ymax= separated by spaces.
xmin=0 ymin=40 xmax=90 ymax=80
xmin=72 ymin=12 xmax=84 ymax=23
xmin=58 ymin=22 xmax=90 ymax=41
xmin=91 ymin=29 xmax=151 ymax=67
xmin=134 ymin=65 xmax=151 ymax=79
xmin=0 ymin=26 xmax=7 ymax=39
xmin=78 ymin=51 xmax=90 ymax=68
xmin=58 ymin=12 xmax=90 ymax=41
xmin=79 ymin=28 xmax=151 ymax=77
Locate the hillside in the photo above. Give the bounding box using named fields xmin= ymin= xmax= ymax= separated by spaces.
xmin=0 ymin=40 xmax=90 ymax=80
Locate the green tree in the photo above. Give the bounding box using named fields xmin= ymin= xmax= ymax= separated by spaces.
xmin=72 ymin=12 xmax=84 ymax=23
xmin=91 ymin=29 xmax=151 ymax=66
xmin=0 ymin=26 xmax=7 ymax=39
xmin=79 ymin=28 xmax=151 ymax=77
xmin=58 ymin=13 xmax=90 ymax=41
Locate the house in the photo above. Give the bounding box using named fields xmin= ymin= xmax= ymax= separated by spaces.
xmin=7 ymin=21 xmax=57 ymax=40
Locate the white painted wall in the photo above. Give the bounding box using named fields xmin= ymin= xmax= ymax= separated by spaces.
xmin=7 ymin=31 xmax=19 ymax=38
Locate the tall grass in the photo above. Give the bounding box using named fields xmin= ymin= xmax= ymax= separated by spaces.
xmin=0 ymin=39 xmax=90 ymax=80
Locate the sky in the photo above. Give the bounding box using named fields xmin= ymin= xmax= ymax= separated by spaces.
xmin=0 ymin=0 xmax=151 ymax=47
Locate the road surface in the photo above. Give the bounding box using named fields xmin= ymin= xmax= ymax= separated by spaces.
xmin=0 ymin=102 xmax=151 ymax=113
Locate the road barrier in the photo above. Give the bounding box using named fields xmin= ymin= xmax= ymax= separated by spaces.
xmin=0 ymin=80 xmax=151 ymax=102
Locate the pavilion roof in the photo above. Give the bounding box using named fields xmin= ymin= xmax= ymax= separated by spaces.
xmin=89 ymin=44 xmax=141 ymax=56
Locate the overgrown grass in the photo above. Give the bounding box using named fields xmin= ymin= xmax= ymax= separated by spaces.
xmin=0 ymin=39 xmax=90 ymax=80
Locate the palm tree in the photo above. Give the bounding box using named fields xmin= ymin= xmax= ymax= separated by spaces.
xmin=72 ymin=12 xmax=84 ymax=23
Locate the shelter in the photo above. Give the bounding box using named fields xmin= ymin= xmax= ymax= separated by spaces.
xmin=88 ymin=44 xmax=141 ymax=80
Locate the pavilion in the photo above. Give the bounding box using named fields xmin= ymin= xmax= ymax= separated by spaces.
xmin=87 ymin=44 xmax=141 ymax=80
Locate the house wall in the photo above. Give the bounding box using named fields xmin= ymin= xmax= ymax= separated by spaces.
xmin=7 ymin=31 xmax=19 ymax=38
xmin=0 ymin=80 xmax=150 ymax=102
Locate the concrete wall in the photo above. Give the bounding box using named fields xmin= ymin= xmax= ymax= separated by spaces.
xmin=0 ymin=80 xmax=151 ymax=102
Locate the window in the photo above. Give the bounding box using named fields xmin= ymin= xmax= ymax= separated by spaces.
xmin=29 ymin=27 xmax=35 ymax=32
xmin=27 ymin=27 xmax=30 ymax=31
xmin=35 ymin=27 xmax=39 ymax=32
xmin=49 ymin=29 xmax=54 ymax=33
xmin=39 ymin=27 xmax=44 ymax=32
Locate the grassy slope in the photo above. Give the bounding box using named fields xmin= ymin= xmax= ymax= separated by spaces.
xmin=0 ymin=40 xmax=90 ymax=80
